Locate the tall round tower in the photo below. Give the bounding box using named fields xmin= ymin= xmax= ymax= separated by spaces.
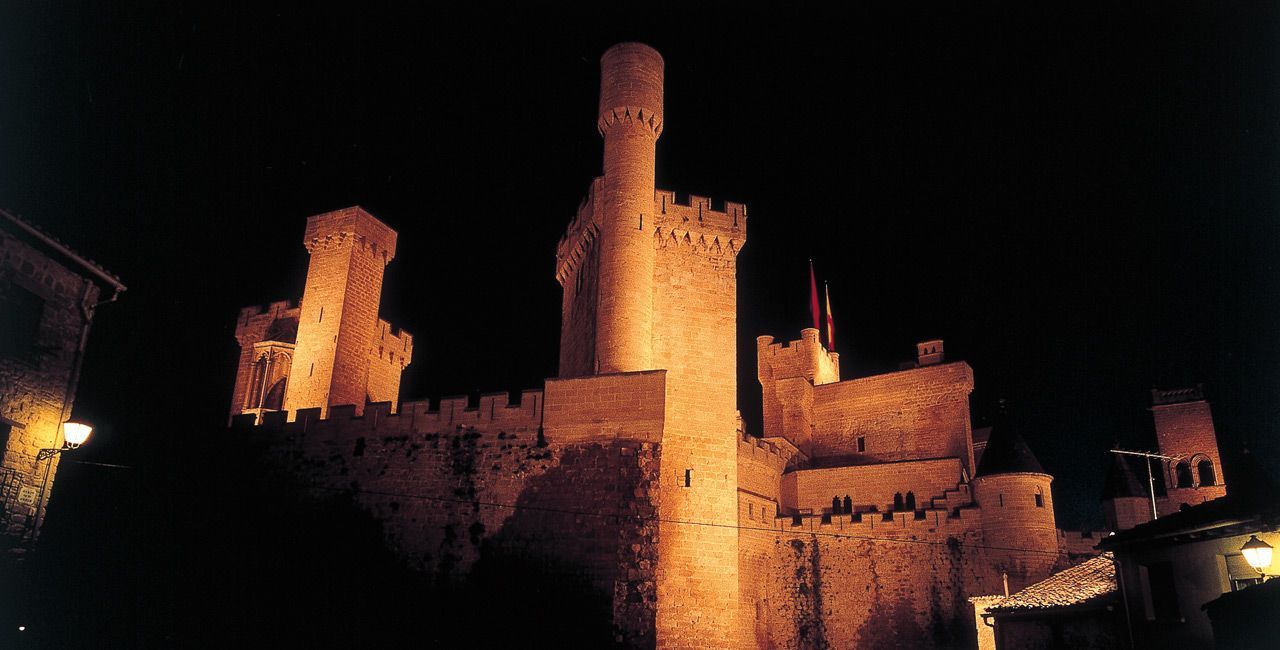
xmin=594 ymin=42 xmax=663 ymax=373
xmin=971 ymin=408 xmax=1060 ymax=591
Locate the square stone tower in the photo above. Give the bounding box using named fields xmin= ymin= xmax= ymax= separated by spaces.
xmin=554 ymin=43 xmax=748 ymax=647
xmin=282 ymin=207 xmax=399 ymax=418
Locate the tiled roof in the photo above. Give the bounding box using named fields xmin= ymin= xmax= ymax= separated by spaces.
xmin=990 ymin=553 xmax=1116 ymax=612
xmin=1 ymin=208 xmax=126 ymax=291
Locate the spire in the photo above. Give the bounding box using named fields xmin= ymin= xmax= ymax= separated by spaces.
xmin=974 ymin=402 xmax=1046 ymax=477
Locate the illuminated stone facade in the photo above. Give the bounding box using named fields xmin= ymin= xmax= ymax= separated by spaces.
xmin=228 ymin=44 xmax=1228 ymax=648
xmin=0 ymin=209 xmax=123 ymax=554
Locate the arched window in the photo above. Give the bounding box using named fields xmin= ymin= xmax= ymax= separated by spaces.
xmin=1034 ymin=486 xmax=1044 ymax=508
xmin=893 ymin=492 xmax=904 ymax=512
xmin=1198 ymin=460 xmax=1216 ymax=486
xmin=904 ymin=491 xmax=917 ymax=511
xmin=832 ymin=496 xmax=842 ymax=514
xmin=262 ymin=377 xmax=287 ymax=411
xmin=1176 ymin=461 xmax=1194 ymax=488
xmin=843 ymin=495 xmax=852 ymax=514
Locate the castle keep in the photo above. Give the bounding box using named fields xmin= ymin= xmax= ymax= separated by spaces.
xmin=229 ymin=43 xmax=1228 ymax=648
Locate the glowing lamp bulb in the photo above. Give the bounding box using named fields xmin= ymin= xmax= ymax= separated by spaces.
xmin=1241 ymin=535 xmax=1274 ymax=573
xmin=62 ymin=422 xmax=93 ymax=447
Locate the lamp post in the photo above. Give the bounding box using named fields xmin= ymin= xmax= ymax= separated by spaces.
xmin=36 ymin=421 xmax=93 ymax=461
xmin=27 ymin=421 xmax=94 ymax=542
xmin=1241 ymin=535 xmax=1274 ymax=581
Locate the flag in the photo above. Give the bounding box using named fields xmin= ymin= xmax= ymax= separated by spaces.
xmin=825 ymin=281 xmax=835 ymax=351
xmin=809 ymin=260 xmax=821 ymax=333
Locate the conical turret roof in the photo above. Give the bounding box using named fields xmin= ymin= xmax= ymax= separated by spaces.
xmin=974 ymin=405 xmax=1046 ymax=477
xmin=1101 ymin=454 xmax=1148 ymax=499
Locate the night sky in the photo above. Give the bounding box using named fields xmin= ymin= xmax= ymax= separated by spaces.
xmin=2 ymin=3 xmax=1280 ymax=642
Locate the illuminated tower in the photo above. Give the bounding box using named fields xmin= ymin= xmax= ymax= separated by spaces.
xmin=592 ymin=42 xmax=663 ymax=374
xmin=555 ymin=43 xmax=748 ymax=646
xmin=283 ymin=206 xmax=398 ymax=418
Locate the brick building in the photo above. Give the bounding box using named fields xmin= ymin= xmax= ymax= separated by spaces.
xmin=0 ymin=209 xmax=124 ymax=554
xmin=226 ymin=43 xmax=1228 ymax=648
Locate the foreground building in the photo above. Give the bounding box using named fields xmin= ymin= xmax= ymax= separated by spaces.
xmin=1098 ymin=451 xmax=1278 ymax=649
xmin=0 ymin=209 xmax=124 ymax=554
xmin=224 ymin=43 xmax=1230 ymax=648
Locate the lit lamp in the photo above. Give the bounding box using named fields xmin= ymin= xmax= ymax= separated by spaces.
xmin=1241 ymin=535 xmax=1274 ymax=580
xmin=35 ymin=421 xmax=94 ymax=461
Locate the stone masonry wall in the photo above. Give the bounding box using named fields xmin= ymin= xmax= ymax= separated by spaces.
xmin=0 ymin=227 xmax=99 ymax=548
xmin=781 ymin=457 xmax=968 ymax=515
xmin=813 ymin=362 xmax=975 ymax=473
xmin=365 ymin=318 xmax=412 ymax=409
xmin=744 ymin=511 xmax=1005 ymax=649
xmin=1151 ymin=396 xmax=1228 ymax=513
xmin=237 ymin=372 xmax=673 ymax=647
xmin=650 ymin=190 xmax=746 ymax=648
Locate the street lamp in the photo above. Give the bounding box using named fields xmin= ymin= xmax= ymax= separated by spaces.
xmin=1241 ymin=535 xmax=1274 ymax=580
xmin=36 ymin=421 xmax=94 ymax=461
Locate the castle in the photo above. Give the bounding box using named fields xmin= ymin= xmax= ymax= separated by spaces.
xmin=227 ymin=43 xmax=1229 ymax=648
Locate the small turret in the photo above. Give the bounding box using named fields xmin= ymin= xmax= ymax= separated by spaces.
xmin=971 ymin=405 xmax=1060 ymax=591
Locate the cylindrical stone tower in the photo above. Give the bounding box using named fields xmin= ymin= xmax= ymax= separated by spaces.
xmin=971 ymin=409 xmax=1060 ymax=592
xmin=594 ymin=42 xmax=663 ymax=374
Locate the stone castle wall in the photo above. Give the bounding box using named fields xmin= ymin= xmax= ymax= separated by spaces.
xmin=234 ymin=373 xmax=670 ymax=646
xmin=813 ymin=362 xmax=976 ymax=473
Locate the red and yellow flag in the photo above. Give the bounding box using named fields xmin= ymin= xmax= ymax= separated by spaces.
xmin=824 ymin=281 xmax=835 ymax=351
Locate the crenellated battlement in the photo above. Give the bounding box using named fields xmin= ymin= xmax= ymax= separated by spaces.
xmin=555 ymin=178 xmax=603 ymax=284
xmin=764 ymin=504 xmax=983 ymax=537
xmin=739 ymin=433 xmax=794 ymax=474
xmin=302 ymin=206 xmax=398 ymax=261
xmin=238 ymin=299 xmax=299 ymax=320
xmin=757 ymin=330 xmax=840 ymax=386
xmin=370 ymin=319 xmax=413 ymax=368
xmin=652 ymin=190 xmax=746 ymax=257
xmin=234 ymin=300 xmax=300 ymax=345
xmin=237 ymin=388 xmax=546 ymax=442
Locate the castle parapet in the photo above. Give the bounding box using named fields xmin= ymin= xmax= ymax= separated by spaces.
xmin=757 ymin=329 xmax=840 ymax=386
xmin=231 ymin=388 xmax=546 ymax=442
xmin=652 ymin=190 xmax=746 ymax=257
xmin=237 ymin=299 xmax=299 ymax=322
xmin=768 ymin=504 xmax=983 ymax=537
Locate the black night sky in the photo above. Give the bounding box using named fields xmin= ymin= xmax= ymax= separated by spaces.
xmin=3 ymin=3 xmax=1279 ymax=646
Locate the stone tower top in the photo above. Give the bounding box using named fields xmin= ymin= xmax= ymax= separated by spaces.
xmin=303 ymin=206 xmax=397 ymax=262
xmin=597 ymin=42 xmax=664 ymax=136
